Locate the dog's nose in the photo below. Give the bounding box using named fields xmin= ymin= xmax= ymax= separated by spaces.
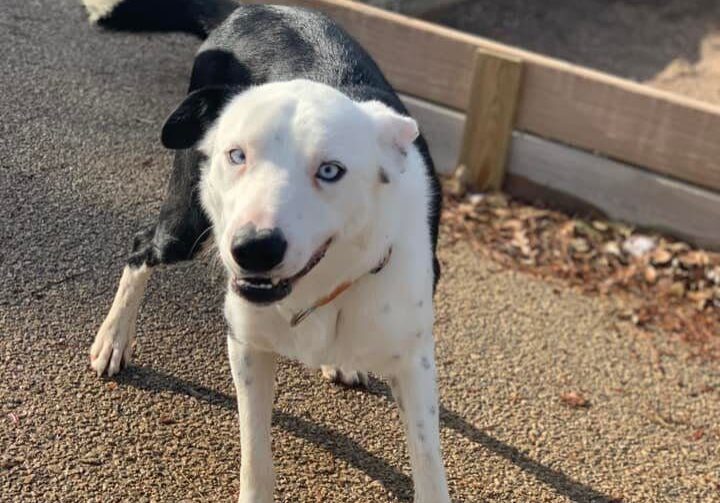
xmin=231 ymin=224 xmax=287 ymax=273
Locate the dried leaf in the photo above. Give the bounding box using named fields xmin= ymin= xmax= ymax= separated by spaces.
xmin=669 ymin=282 xmax=686 ymax=297
xmin=680 ymin=251 xmax=710 ymax=268
xmin=571 ymin=238 xmax=591 ymax=254
xmin=688 ymin=290 xmax=713 ymax=310
xmin=603 ymin=241 xmax=622 ymax=257
xmin=501 ymin=219 xmax=524 ymax=231
xmin=560 ymin=392 xmax=589 ymax=408
xmin=650 ymin=248 xmax=673 ymax=267
xmin=442 ymin=184 xmax=720 ymax=360
xmin=592 ymin=220 xmax=609 ymax=232
xmin=485 ymin=192 xmax=508 ymax=208
xmin=468 ymin=193 xmax=485 ymax=206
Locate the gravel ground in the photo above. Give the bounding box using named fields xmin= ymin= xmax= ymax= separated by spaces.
xmin=2 ymin=1 xmax=719 ymax=502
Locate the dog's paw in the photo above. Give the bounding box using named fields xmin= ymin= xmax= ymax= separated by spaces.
xmin=89 ymin=312 xmax=135 ymax=377
xmin=321 ymin=365 xmax=369 ymax=388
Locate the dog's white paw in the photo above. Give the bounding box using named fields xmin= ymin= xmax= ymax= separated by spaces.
xmin=238 ymin=491 xmax=273 ymax=503
xmin=321 ymin=365 xmax=369 ymax=388
xmin=90 ymin=265 xmax=150 ymax=377
xmin=90 ymin=313 xmax=135 ymax=377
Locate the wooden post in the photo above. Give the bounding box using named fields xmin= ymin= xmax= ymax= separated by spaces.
xmin=458 ymin=50 xmax=523 ymax=191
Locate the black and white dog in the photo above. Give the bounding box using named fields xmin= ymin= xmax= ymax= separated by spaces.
xmin=83 ymin=0 xmax=448 ymax=501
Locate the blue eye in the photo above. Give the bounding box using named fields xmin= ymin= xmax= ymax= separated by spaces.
xmin=228 ymin=148 xmax=246 ymax=165
xmin=315 ymin=162 xmax=346 ymax=183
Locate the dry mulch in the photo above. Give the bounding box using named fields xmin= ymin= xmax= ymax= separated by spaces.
xmin=442 ymin=178 xmax=720 ymax=360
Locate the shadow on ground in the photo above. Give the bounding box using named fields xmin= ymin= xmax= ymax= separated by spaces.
xmin=118 ymin=366 xmax=616 ymax=503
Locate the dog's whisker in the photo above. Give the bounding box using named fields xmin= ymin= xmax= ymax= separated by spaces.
xmin=188 ymin=225 xmax=215 ymax=259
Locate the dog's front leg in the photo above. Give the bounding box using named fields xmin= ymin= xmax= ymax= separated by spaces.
xmin=391 ymin=348 xmax=451 ymax=503
xmin=90 ymin=264 xmax=151 ymax=376
xmin=90 ymin=149 xmax=212 ymax=377
xmin=228 ymin=338 xmax=277 ymax=503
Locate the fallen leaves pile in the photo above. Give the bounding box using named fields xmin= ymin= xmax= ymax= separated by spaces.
xmin=442 ymin=181 xmax=720 ymax=359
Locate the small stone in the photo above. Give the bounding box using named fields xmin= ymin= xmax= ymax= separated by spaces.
xmin=47 ymin=463 xmax=64 ymax=474
xmin=644 ymin=266 xmax=657 ymax=284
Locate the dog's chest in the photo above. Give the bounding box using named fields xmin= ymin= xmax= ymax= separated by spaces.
xmin=279 ymin=285 xmax=431 ymax=371
xmin=225 ymin=238 xmax=435 ymax=373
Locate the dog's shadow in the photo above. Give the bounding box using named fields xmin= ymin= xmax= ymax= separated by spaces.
xmin=117 ymin=366 xmax=615 ymax=503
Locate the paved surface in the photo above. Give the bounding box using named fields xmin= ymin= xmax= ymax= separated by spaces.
xmin=2 ymin=1 xmax=719 ymax=502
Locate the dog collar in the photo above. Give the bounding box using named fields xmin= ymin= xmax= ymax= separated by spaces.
xmin=289 ymin=246 xmax=392 ymax=327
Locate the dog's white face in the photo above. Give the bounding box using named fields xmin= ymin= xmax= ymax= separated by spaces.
xmin=193 ymin=80 xmax=419 ymax=305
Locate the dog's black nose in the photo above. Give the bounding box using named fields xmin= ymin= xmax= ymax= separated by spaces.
xmin=231 ymin=224 xmax=287 ymax=273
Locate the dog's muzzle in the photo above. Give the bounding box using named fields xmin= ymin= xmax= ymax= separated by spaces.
xmin=231 ymin=238 xmax=332 ymax=305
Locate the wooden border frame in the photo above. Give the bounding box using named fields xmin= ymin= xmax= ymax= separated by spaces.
xmin=254 ymin=0 xmax=720 ymax=193
xmin=401 ymin=96 xmax=720 ymax=250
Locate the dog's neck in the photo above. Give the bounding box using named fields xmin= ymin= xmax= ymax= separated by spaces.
xmin=289 ymin=246 xmax=393 ymax=327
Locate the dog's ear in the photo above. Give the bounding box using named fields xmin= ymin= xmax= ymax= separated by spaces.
xmin=360 ymin=100 xmax=419 ymax=157
xmin=161 ymin=86 xmax=238 ymax=150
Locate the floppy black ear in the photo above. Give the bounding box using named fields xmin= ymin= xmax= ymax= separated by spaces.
xmin=161 ymin=86 xmax=238 ymax=150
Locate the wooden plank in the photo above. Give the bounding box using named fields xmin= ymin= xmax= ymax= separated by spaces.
xmin=457 ymin=50 xmax=522 ymax=191
xmin=252 ymin=0 xmax=720 ymax=192
xmin=361 ymin=0 xmax=465 ymax=16
xmin=507 ymin=133 xmax=720 ymax=251
xmin=400 ymin=94 xmax=463 ymax=175
xmin=394 ymin=95 xmax=720 ymax=250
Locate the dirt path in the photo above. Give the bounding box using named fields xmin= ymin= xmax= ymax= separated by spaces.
xmin=2 ymin=1 xmax=719 ymax=502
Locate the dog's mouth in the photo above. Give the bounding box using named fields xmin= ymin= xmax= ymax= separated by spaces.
xmin=231 ymin=238 xmax=333 ymax=305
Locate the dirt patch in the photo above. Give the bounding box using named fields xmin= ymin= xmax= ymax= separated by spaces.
xmin=425 ymin=0 xmax=720 ymax=105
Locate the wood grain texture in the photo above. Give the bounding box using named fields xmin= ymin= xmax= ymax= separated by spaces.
xmin=400 ymin=94 xmax=464 ymax=175
xmin=508 ymin=132 xmax=720 ymax=250
xmin=394 ymin=96 xmax=720 ymax=250
xmin=251 ymin=0 xmax=720 ymax=192
xmin=458 ymin=50 xmax=522 ymax=191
